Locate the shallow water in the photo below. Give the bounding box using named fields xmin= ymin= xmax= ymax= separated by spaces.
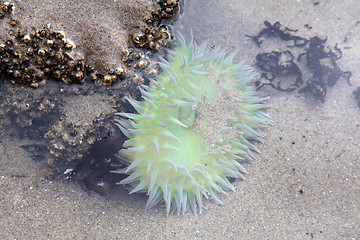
xmin=1 ymin=0 xmax=359 ymax=239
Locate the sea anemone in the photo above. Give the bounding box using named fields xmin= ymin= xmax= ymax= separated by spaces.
xmin=113 ymin=34 xmax=272 ymax=216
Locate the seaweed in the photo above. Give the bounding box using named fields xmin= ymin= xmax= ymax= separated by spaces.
xmin=255 ymin=50 xmax=302 ymax=91
xmin=249 ymin=21 xmax=308 ymax=48
xmin=250 ymin=21 xmax=352 ymax=103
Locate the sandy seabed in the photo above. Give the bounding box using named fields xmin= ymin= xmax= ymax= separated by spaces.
xmin=1 ymin=0 xmax=359 ymax=239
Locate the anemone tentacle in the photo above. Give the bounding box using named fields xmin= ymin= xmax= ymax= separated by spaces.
xmin=113 ymin=35 xmax=272 ymax=216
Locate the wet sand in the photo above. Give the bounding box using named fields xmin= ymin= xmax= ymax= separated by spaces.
xmin=1 ymin=0 xmax=359 ymax=239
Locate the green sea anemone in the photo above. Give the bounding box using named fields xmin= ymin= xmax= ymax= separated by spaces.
xmin=113 ymin=34 xmax=272 ymax=216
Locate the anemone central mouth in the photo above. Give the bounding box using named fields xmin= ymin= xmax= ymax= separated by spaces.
xmin=192 ymin=75 xmax=242 ymax=152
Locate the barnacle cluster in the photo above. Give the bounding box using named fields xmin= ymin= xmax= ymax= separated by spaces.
xmin=0 ymin=0 xmax=182 ymax=178
xmin=131 ymin=25 xmax=172 ymax=51
xmin=0 ymin=22 xmax=127 ymax=88
xmin=130 ymin=0 xmax=179 ymax=50
xmin=0 ymin=1 xmax=182 ymax=88
xmin=44 ymin=102 xmax=116 ymax=167
xmin=120 ymin=47 xmax=148 ymax=72
xmin=0 ymin=2 xmax=14 ymax=16
xmin=154 ymin=0 xmax=180 ymax=19
xmin=86 ymin=64 xmax=126 ymax=86
xmin=0 ymin=1 xmax=11 ymax=18
xmin=0 ymin=86 xmax=59 ymax=136
xmin=0 ymin=3 xmax=87 ymax=87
